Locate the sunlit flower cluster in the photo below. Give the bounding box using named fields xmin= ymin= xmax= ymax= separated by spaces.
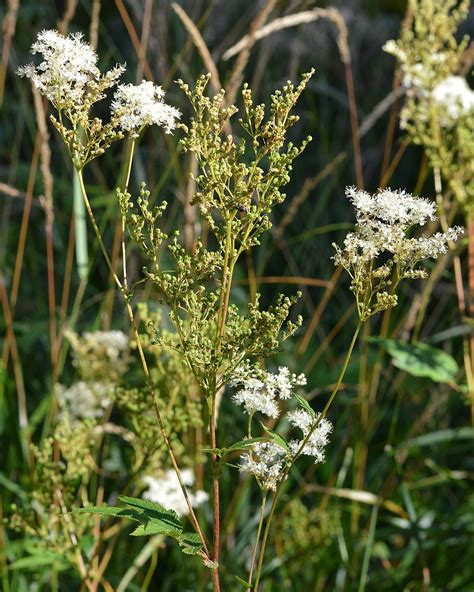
xmin=142 ymin=469 xmax=208 ymax=516
xmin=17 ymin=29 xmax=180 ymax=148
xmin=111 ymin=80 xmax=181 ymax=136
xmin=287 ymin=410 xmax=332 ymax=463
xmin=17 ymin=29 xmax=101 ymax=106
xmin=230 ymin=363 xmax=306 ymax=418
xmin=333 ymin=187 xmax=463 ymax=320
xmin=432 ymin=76 xmax=474 ymax=121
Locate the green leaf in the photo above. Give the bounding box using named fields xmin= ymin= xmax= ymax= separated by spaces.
xmin=368 ymin=337 xmax=459 ymax=384
xmin=130 ymin=523 xmax=178 ymax=537
xmin=260 ymin=423 xmax=290 ymax=452
xmin=295 ymin=393 xmax=316 ymax=418
xmin=76 ymin=506 xmax=137 ymax=520
xmin=227 ymin=437 xmax=265 ymax=452
xmin=118 ymin=496 xmax=183 ymax=533
xmin=9 ymin=552 xmax=69 ymax=571
xmin=235 ymin=575 xmax=252 ymax=589
xmin=179 ymin=532 xmax=203 ymax=555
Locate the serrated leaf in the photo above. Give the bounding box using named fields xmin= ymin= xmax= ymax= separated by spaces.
xmin=368 ymin=337 xmax=459 ymax=384
xmin=76 ymin=506 xmax=138 ymax=520
xmin=118 ymin=496 xmax=182 ymax=533
xmin=130 ymin=523 xmax=179 ymax=537
xmin=179 ymin=532 xmax=203 ymax=555
xmin=295 ymin=393 xmax=316 ymax=418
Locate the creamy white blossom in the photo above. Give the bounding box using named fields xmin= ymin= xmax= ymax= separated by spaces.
xmin=56 ymin=380 xmax=113 ymax=421
xmin=334 ymin=187 xmax=463 ymax=269
xmin=142 ymin=469 xmax=208 ymax=516
xmin=17 ymin=29 xmax=99 ymax=105
xmin=333 ymin=187 xmax=463 ymax=319
xmin=347 ymin=186 xmax=437 ymax=226
xmin=111 ymin=80 xmax=181 ymax=135
xmin=432 ymin=76 xmax=474 ymax=120
xmin=240 ymin=441 xmax=288 ymax=491
xmin=230 ymin=364 xmax=306 ymax=418
xmin=287 ymin=409 xmax=332 ymax=464
xmin=57 ymin=330 xmax=131 ymax=421
xmin=17 ymin=29 xmax=124 ymax=110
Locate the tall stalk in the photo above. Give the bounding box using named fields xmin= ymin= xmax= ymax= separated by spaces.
xmin=76 ymin=169 xmax=211 ymax=562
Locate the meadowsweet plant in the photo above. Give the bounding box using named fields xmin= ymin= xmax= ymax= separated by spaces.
xmin=15 ymin=25 xmax=464 ymax=592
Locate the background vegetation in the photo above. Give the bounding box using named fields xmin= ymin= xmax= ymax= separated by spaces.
xmin=1 ymin=0 xmax=473 ymax=590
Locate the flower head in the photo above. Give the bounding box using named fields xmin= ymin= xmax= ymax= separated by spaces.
xmin=111 ymin=80 xmax=181 ymax=135
xmin=230 ymin=363 xmax=306 ymax=418
xmin=287 ymin=410 xmax=332 ymax=463
xmin=333 ymin=187 xmax=463 ymax=320
xmin=432 ymin=76 xmax=474 ymax=121
xmin=240 ymin=441 xmax=288 ymax=491
xmin=17 ymin=30 xmax=101 ymax=107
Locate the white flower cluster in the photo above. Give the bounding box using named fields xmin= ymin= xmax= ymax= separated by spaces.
xmin=56 ymin=380 xmax=113 ymax=421
xmin=432 ymin=76 xmax=474 ymax=121
xmin=240 ymin=442 xmax=288 ymax=491
xmin=230 ymin=363 xmax=306 ymax=418
xmin=231 ymin=364 xmax=332 ymax=490
xmin=18 ymin=29 xmax=180 ymax=137
xmin=287 ymin=410 xmax=332 ymax=463
xmin=383 ymin=40 xmax=474 ymax=127
xmin=334 ymin=187 xmax=463 ymax=269
xmin=80 ymin=329 xmax=129 ymax=362
xmin=142 ymin=469 xmax=208 ymax=516
xmin=333 ymin=187 xmax=463 ymax=319
xmin=57 ymin=330 xmax=131 ymax=421
xmin=17 ymin=29 xmax=101 ymax=106
xmin=111 ymin=80 xmax=181 ymax=135
xmin=347 ymin=186 xmax=436 ymax=226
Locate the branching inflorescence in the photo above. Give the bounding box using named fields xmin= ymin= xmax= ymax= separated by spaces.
xmin=333 ymin=186 xmax=463 ymax=320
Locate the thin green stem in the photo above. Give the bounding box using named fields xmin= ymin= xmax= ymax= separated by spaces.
xmin=76 ymin=169 xmax=211 ymax=560
xmin=253 ymin=321 xmax=362 ymax=591
xmin=247 ymin=492 xmax=267 ymax=587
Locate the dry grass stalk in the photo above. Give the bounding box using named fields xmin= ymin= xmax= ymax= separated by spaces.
xmin=89 ymin=0 xmax=101 ymax=50
xmin=172 ymin=2 xmax=222 ymax=92
xmin=32 ymin=86 xmax=58 ymax=373
xmin=136 ymin=0 xmax=154 ymax=82
xmin=114 ymin=0 xmax=153 ymax=81
xmin=222 ymin=9 xmax=329 ymax=61
xmin=0 ymin=0 xmax=19 ymax=107
xmin=57 ymin=0 xmax=78 ymax=35
xmin=225 ymin=0 xmax=277 ymax=105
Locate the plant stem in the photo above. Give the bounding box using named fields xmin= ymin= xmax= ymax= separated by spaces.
xmin=252 ymin=321 xmax=362 ymax=591
xmin=121 ymin=138 xmax=135 ymax=291
xmin=210 ymin=394 xmax=221 ymax=592
xmin=77 ymin=169 xmax=211 ymax=561
xmin=247 ymin=492 xmax=267 ymax=587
